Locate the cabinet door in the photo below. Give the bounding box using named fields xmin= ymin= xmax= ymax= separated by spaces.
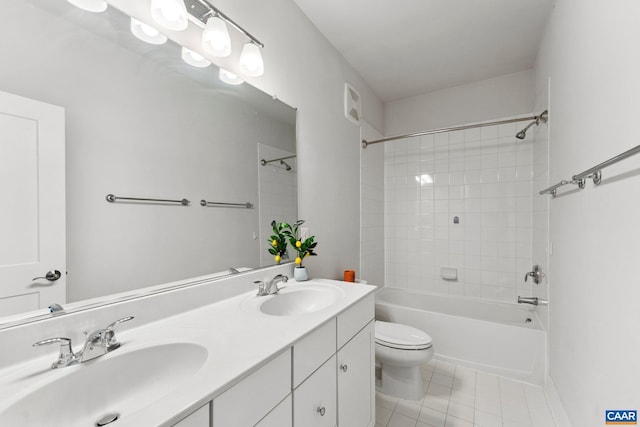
xmin=172 ymin=402 xmax=210 ymax=427
xmin=256 ymin=395 xmax=292 ymax=427
xmin=293 ymin=354 xmax=337 ymax=427
xmin=337 ymin=321 xmax=375 ymax=427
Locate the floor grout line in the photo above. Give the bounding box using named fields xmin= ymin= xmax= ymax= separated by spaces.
xmin=376 ymin=360 xmax=556 ymax=427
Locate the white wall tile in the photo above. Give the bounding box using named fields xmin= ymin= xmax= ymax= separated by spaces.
xmin=383 ymin=114 xmax=534 ymax=301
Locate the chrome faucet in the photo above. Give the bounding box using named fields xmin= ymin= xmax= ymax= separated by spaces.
xmin=33 ymin=316 xmax=134 ymax=369
xmin=256 ymin=274 xmax=288 ymax=296
xmin=517 ymin=296 xmax=548 ymax=306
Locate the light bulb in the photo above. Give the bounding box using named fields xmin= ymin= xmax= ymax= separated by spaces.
xmin=130 ymin=18 xmax=168 ymax=45
xmin=150 ymin=0 xmax=188 ymax=31
xmin=202 ymin=16 xmax=231 ymax=57
xmin=239 ymin=42 xmax=264 ymax=77
xmin=219 ymin=68 xmax=244 ymax=86
xmin=66 ymin=0 xmax=107 ymax=12
xmin=181 ymin=47 xmax=211 ymax=68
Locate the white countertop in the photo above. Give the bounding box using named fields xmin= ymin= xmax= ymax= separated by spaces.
xmin=0 ymin=278 xmax=376 ymax=426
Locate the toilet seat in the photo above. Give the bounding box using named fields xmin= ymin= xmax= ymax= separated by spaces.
xmin=375 ymin=321 xmax=432 ymax=350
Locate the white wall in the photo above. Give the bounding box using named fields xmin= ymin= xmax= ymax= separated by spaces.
xmin=535 ymin=0 xmax=640 ymax=425
xmin=385 ymin=70 xmax=535 ymax=136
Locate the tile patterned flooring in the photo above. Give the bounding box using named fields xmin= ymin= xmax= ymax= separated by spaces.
xmin=375 ymin=360 xmax=557 ymax=427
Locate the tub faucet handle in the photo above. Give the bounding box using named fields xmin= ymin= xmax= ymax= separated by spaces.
xmin=524 ymin=265 xmax=544 ymax=284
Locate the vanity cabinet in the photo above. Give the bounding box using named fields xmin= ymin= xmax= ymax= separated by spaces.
xmin=172 ymin=292 xmax=374 ymax=427
xmin=292 ymin=293 xmax=375 ymax=427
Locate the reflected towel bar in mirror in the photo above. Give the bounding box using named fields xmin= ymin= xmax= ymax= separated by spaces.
xmin=200 ymin=200 xmax=254 ymax=209
xmin=106 ymin=194 xmax=190 ymax=206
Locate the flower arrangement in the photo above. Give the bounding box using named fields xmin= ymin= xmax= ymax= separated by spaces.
xmin=268 ymin=220 xmax=289 ymax=263
xmin=282 ymin=219 xmax=317 ymax=267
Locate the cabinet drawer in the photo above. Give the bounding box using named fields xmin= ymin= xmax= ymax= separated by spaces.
xmin=172 ymin=402 xmax=210 ymax=427
xmin=213 ymin=349 xmax=291 ymax=426
xmin=293 ymin=318 xmax=336 ymax=388
xmin=293 ymin=354 xmax=337 ymax=427
xmin=255 ymin=394 xmax=292 ymax=427
xmin=337 ymin=294 xmax=374 ymax=349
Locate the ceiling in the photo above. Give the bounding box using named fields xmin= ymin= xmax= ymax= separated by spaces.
xmin=293 ymin=0 xmax=554 ymax=102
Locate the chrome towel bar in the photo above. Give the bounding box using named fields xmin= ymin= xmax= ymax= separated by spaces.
xmin=106 ymin=194 xmax=190 ymax=206
xmin=200 ymin=200 xmax=254 ymax=209
xmin=572 ymin=144 xmax=640 ymax=182
xmin=540 ymin=143 xmax=640 ymax=197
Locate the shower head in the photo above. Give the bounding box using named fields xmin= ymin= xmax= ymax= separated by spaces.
xmin=515 ymin=110 xmax=548 ymax=140
xmin=280 ymin=160 xmax=292 ymax=171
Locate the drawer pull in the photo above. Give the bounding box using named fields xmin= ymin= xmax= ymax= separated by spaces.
xmin=317 ymin=406 xmax=326 ymax=416
xmin=340 ymin=364 xmax=348 ymax=372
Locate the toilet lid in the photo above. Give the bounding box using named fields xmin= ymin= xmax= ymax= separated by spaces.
xmin=375 ymin=321 xmax=432 ymax=350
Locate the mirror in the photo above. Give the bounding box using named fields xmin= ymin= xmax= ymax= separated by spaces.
xmin=0 ymin=0 xmax=297 ymax=325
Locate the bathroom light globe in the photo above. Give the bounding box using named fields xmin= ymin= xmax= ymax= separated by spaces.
xmin=130 ymin=18 xmax=167 ymax=45
xmin=66 ymin=0 xmax=107 ymax=13
xmin=181 ymin=47 xmax=211 ymax=68
xmin=202 ymin=16 xmax=231 ymax=57
xmin=150 ymin=0 xmax=188 ymax=31
xmin=239 ymin=42 xmax=264 ymax=77
xmin=219 ymin=68 xmax=244 ymax=85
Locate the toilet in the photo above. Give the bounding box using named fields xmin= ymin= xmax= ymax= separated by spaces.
xmin=375 ymin=320 xmax=433 ymax=400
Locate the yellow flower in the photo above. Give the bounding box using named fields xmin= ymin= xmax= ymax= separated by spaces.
xmin=274 ymin=255 xmax=281 ymax=263
xmin=295 ymin=240 xmax=302 ymax=248
xmin=305 ymin=251 xmax=310 ymax=257
xmin=271 ymin=239 xmax=278 ymax=247
xmin=295 ymin=257 xmax=302 ymax=265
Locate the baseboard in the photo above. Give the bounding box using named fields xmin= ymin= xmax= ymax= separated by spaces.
xmin=545 ymin=376 xmax=572 ymax=427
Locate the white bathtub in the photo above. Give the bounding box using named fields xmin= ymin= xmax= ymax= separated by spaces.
xmin=375 ymin=287 xmax=546 ymax=385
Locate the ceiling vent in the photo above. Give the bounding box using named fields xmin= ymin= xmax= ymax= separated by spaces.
xmin=344 ymin=83 xmax=361 ymax=126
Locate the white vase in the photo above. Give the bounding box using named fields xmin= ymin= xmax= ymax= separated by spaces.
xmin=294 ymin=266 xmax=309 ymax=281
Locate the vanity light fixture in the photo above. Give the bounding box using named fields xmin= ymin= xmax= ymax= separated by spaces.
xmin=66 ymin=0 xmax=107 ymax=13
xmin=219 ymin=68 xmax=244 ymax=85
xmin=239 ymin=42 xmax=264 ymax=77
xmin=150 ymin=0 xmax=189 ymax=31
xmin=130 ymin=17 xmax=168 ymax=45
xmin=182 ymin=47 xmax=211 ymax=68
xmin=202 ymin=16 xmax=231 ymax=57
xmin=191 ymin=0 xmax=265 ymax=77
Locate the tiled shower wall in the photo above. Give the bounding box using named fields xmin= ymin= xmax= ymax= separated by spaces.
xmin=384 ymin=117 xmax=536 ymax=303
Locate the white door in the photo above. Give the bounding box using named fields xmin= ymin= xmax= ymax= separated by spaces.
xmin=0 ymin=90 xmax=65 ymax=317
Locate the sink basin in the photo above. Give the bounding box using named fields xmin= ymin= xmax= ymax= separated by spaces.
xmin=0 ymin=342 xmax=207 ymax=427
xmin=259 ymin=285 xmax=345 ymax=316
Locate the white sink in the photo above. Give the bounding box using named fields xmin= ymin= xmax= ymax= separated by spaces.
xmin=259 ymin=284 xmax=346 ymax=316
xmin=0 ymin=342 xmax=207 ymax=427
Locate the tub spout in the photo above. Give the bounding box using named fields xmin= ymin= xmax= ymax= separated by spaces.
xmin=517 ymin=296 xmax=548 ymax=306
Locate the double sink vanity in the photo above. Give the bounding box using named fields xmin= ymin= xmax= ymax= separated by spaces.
xmin=0 ymin=265 xmax=376 ymax=427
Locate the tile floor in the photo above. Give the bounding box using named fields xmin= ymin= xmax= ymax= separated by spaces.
xmin=375 ymin=360 xmax=557 ymax=427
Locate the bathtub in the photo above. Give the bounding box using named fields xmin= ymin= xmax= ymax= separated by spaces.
xmin=375 ymin=287 xmax=546 ymax=385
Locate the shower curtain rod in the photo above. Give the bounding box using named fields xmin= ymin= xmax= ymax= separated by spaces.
xmin=361 ymin=112 xmax=546 ymax=149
